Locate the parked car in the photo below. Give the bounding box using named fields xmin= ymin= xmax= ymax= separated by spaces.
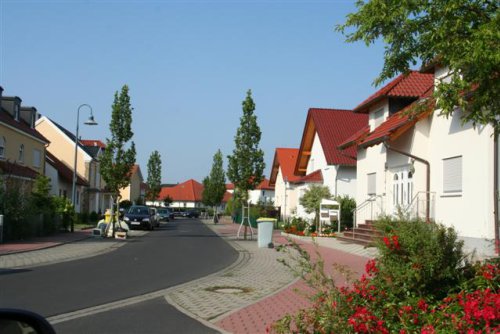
xmin=183 ymin=209 xmax=200 ymax=218
xmin=149 ymin=207 xmax=161 ymax=227
xmin=172 ymin=210 xmax=184 ymax=218
xmin=123 ymin=205 xmax=156 ymax=230
xmin=157 ymin=208 xmax=172 ymax=222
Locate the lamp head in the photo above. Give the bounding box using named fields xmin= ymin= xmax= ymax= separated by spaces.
xmin=84 ymin=115 xmax=98 ymax=126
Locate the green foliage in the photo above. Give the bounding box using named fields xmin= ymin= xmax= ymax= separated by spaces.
xmin=202 ymin=149 xmax=227 ymax=209
xmin=100 ymin=84 xmax=136 ymax=219
xmin=299 ymin=184 xmax=332 ymax=229
xmin=374 ymin=217 xmax=472 ymax=300
xmin=272 ymin=218 xmax=492 ymax=334
xmin=334 ymin=195 xmax=356 ymax=230
xmin=89 ymin=211 xmax=99 ymax=223
xmin=52 ymin=196 xmax=75 ymax=231
xmin=337 ymin=0 xmax=500 ymax=132
xmin=146 ymin=150 xmax=162 ymax=202
xmin=162 ymin=195 xmax=172 ymax=207
xmin=227 ymin=90 xmax=265 ymax=202
xmin=119 ymin=200 xmax=132 ymax=210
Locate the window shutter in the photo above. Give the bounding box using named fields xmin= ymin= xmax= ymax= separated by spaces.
xmin=367 ymin=173 xmax=376 ymax=195
xmin=443 ymin=156 xmax=462 ymax=193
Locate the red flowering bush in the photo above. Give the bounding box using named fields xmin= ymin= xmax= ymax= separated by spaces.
xmin=272 ymin=219 xmax=500 ymax=333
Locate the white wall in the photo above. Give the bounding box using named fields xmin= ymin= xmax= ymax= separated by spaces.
xmin=307 ymin=133 xmax=327 ymax=175
xmin=273 ymin=168 xmax=299 ymax=220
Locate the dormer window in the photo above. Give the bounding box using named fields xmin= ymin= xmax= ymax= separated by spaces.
xmin=14 ymin=104 xmax=20 ymax=121
xmin=0 ymin=136 xmax=5 ymax=158
xmin=18 ymin=144 xmax=24 ymax=163
xmin=373 ymin=108 xmax=384 ymax=128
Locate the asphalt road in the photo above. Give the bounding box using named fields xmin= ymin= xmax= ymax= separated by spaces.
xmin=0 ymin=219 xmax=238 ymax=332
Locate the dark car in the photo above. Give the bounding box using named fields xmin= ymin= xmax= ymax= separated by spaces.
xmin=124 ymin=205 xmax=156 ymax=230
xmin=183 ymin=209 xmax=200 ymax=218
xmin=157 ymin=208 xmax=172 ymax=222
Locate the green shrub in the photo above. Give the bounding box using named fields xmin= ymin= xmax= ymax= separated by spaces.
xmin=89 ymin=211 xmax=99 ymax=223
xmin=272 ymin=218 xmax=493 ymax=334
xmin=335 ymin=195 xmax=356 ymax=230
xmin=374 ymin=217 xmax=472 ymax=300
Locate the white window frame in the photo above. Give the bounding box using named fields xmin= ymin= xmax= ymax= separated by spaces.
xmin=373 ymin=108 xmax=384 ymax=128
xmin=18 ymin=144 xmax=25 ymax=163
xmin=443 ymin=156 xmax=462 ymax=194
xmin=367 ymin=172 xmax=376 ymax=195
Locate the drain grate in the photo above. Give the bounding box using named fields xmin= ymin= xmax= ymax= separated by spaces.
xmin=205 ymin=286 xmax=253 ymax=294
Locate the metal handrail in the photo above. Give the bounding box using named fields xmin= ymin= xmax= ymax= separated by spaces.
xmin=352 ymin=195 xmax=384 ymax=229
xmin=404 ymin=191 xmax=436 ymax=220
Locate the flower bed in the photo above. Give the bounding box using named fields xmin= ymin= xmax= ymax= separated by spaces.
xmin=272 ymin=218 xmax=500 ymax=333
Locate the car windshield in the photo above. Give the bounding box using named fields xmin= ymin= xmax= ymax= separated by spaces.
xmin=129 ymin=207 xmax=148 ymax=215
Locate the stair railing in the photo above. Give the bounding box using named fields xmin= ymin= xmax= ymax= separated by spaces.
xmin=403 ymin=191 xmax=436 ymax=221
xmin=352 ymin=195 xmax=384 ymax=230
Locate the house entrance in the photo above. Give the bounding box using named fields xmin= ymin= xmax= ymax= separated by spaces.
xmin=392 ymin=168 xmax=413 ymax=211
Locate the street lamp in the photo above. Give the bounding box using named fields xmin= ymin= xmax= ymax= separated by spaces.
xmin=71 ymin=104 xmax=98 ymax=232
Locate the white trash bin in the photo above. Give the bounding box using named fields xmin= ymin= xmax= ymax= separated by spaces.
xmin=257 ymin=218 xmax=276 ymax=248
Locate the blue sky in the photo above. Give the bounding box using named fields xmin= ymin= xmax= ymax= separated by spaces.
xmin=1 ymin=0 xmax=385 ymax=184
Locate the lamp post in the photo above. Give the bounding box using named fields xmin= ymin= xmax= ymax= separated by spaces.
xmin=71 ymin=104 xmax=98 ymax=232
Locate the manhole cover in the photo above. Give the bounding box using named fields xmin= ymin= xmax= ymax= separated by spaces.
xmin=214 ymin=288 xmax=245 ymax=294
xmin=205 ymin=286 xmax=253 ymax=294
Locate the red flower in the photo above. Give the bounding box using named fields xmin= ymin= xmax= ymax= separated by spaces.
xmin=391 ymin=235 xmax=401 ymax=250
xmin=421 ymin=325 xmax=436 ymax=334
xmin=365 ymin=259 xmax=379 ymax=276
xmin=383 ymin=236 xmax=391 ymax=248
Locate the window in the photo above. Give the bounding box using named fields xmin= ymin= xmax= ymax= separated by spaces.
xmin=367 ymin=173 xmax=376 ymax=195
xmin=373 ymin=108 xmax=384 ymax=128
xmin=393 ymin=174 xmax=399 ymax=205
xmin=0 ymin=136 xmax=5 ymax=158
xmin=443 ymin=156 xmax=462 ymax=193
xmin=33 ymin=149 xmax=41 ymax=168
xmin=18 ymin=144 xmax=25 ymax=163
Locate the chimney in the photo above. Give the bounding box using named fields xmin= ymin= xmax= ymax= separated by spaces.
xmin=1 ymin=96 xmax=22 ymax=121
xmin=20 ymin=106 xmax=37 ymax=128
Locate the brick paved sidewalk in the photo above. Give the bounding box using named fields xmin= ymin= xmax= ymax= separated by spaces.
xmin=0 ymin=229 xmax=92 ymax=255
xmin=201 ymin=218 xmax=375 ymax=334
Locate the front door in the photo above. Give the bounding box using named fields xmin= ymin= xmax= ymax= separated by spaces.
xmin=392 ymin=168 xmax=413 ymax=213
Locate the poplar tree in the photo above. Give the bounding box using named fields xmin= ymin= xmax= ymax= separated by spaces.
xmin=202 ymin=149 xmax=226 ymax=223
xmin=100 ymin=85 xmax=136 ymax=235
xmin=147 ymin=150 xmax=162 ymax=204
xmin=227 ymin=90 xmax=265 ymax=237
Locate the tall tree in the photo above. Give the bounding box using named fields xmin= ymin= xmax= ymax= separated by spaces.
xmin=146 ymin=150 xmax=162 ymax=204
xmin=300 ymin=184 xmax=332 ymax=232
xmin=227 ymin=89 xmax=265 ymax=238
xmin=337 ymin=1 xmax=499 ymax=131
xmin=202 ymin=149 xmax=226 ymax=223
xmin=100 ymin=85 xmax=136 ymax=235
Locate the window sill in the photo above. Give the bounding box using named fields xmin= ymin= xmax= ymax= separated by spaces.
xmin=440 ymin=193 xmax=462 ymax=198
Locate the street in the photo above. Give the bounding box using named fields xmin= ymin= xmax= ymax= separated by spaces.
xmin=0 ymin=219 xmax=238 ymax=333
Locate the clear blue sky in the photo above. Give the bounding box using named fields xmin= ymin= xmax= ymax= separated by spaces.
xmin=0 ymin=0 xmax=385 ymax=184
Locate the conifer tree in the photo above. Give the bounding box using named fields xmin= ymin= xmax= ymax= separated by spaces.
xmin=202 ymin=149 xmax=226 ymax=223
xmin=147 ymin=150 xmax=162 ymax=204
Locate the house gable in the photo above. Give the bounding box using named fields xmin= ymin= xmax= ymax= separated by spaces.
xmin=294 ymin=108 xmax=368 ymax=176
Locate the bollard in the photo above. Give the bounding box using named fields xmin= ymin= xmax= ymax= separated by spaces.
xmin=0 ymin=215 xmax=3 ymax=243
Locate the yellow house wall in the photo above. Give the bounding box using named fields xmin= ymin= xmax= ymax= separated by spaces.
xmin=0 ymin=123 xmax=46 ymax=174
xmin=35 ymin=118 xmax=89 ymax=181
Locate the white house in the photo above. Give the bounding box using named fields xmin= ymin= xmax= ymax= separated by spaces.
xmin=225 ymin=179 xmax=275 ymax=205
xmin=293 ymin=108 xmax=368 ymax=207
xmin=339 ymin=69 xmax=498 ymax=258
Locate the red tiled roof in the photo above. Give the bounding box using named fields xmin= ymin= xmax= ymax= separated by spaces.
xmin=81 ymin=139 xmax=106 ymax=148
xmin=0 ymin=110 xmax=49 ymax=143
xmin=359 ymin=98 xmax=436 ymax=148
xmin=256 ymin=178 xmax=274 ymax=190
xmin=45 ymin=151 xmax=88 ymax=186
xmin=158 ymin=179 xmax=203 ymax=202
xmin=0 ymin=160 xmax=39 ymax=180
xmin=269 ymin=148 xmax=300 ymax=186
xmin=309 ymin=109 xmax=368 ymax=166
xmin=293 ymin=169 xmax=323 ymax=184
xmin=354 ymin=71 xmax=434 ymax=113
xmin=338 ymin=125 xmax=370 ymax=150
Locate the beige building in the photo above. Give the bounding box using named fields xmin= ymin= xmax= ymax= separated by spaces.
xmin=35 ymin=117 xmax=110 ymax=213
xmin=119 ymin=164 xmax=144 ymax=204
xmin=0 ymin=86 xmax=49 ymax=192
